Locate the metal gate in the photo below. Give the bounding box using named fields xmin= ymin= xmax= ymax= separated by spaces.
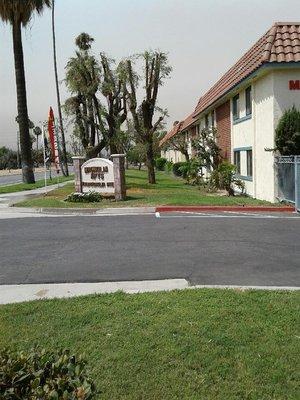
xmin=275 ymin=155 xmax=300 ymax=212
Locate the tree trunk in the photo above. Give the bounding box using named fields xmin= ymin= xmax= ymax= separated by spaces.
xmin=12 ymin=20 xmax=35 ymax=183
xmin=52 ymin=0 xmax=69 ymax=176
xmin=184 ymin=151 xmax=190 ymax=162
xmin=146 ymin=141 xmax=156 ymax=184
xmin=86 ymin=139 xmax=106 ymax=159
xmin=110 ymin=143 xmax=118 ymax=155
xmin=87 ymin=99 xmax=96 ymax=147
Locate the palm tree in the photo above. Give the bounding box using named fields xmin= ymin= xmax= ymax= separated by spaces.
xmin=0 ymin=0 xmax=51 ymax=183
xmin=52 ymin=0 xmax=68 ymax=176
xmin=33 ymin=126 xmax=42 ymax=151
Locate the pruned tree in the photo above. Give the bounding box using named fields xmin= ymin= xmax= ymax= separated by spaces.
xmin=125 ymin=51 xmax=172 ymax=184
xmin=65 ymin=33 xmax=104 ymax=159
xmin=99 ymin=53 xmax=128 ymax=154
xmin=65 ymin=34 xmax=129 ymax=158
xmin=163 ymin=133 xmax=190 ymax=162
xmin=127 ymin=142 xmax=146 ymax=170
xmin=192 ymin=127 xmax=221 ymax=171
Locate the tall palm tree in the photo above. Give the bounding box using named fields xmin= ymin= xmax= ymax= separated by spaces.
xmin=52 ymin=0 xmax=68 ymax=176
xmin=0 ymin=0 xmax=51 ymax=183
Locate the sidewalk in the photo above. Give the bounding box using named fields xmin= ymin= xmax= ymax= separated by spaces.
xmin=1 ymin=280 xmax=298 ymax=305
xmin=0 ymin=180 xmax=72 ymax=208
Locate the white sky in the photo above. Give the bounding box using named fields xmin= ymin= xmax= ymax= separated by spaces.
xmin=1 ymin=0 xmax=300 ymax=148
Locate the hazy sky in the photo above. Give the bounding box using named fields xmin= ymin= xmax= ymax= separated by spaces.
xmin=1 ymin=0 xmax=300 ymax=148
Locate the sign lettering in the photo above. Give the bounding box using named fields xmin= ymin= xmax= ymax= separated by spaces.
xmin=81 ymin=158 xmax=115 ymax=194
xmin=289 ymin=80 xmax=300 ymax=90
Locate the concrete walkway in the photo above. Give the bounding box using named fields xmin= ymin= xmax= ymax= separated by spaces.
xmin=0 ymin=180 xmax=73 ymax=208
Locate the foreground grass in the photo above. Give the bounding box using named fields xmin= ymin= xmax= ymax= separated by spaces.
xmin=0 ymin=174 xmax=74 ymax=194
xmin=0 ymin=289 xmax=299 ymax=399
xmin=16 ymin=169 xmax=272 ymax=208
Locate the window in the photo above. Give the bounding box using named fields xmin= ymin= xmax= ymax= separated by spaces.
xmin=245 ymin=86 xmax=252 ymax=116
xmin=211 ymin=110 xmax=215 ymax=127
xmin=247 ymin=149 xmax=253 ymax=177
xmin=205 ymin=114 xmax=209 ymax=128
xmin=234 ymin=151 xmax=241 ymax=174
xmin=232 ymin=94 xmax=240 ymax=120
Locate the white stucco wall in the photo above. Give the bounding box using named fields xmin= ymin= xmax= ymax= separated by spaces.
xmin=252 ymin=73 xmax=276 ymax=202
xmin=273 ymin=68 xmax=300 ymax=127
xmin=231 ymin=68 xmax=300 ymax=202
xmin=161 ymin=149 xmax=186 ymax=163
xmin=163 ymin=67 xmax=300 ymax=202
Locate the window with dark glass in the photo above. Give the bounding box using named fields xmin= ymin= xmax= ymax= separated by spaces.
xmin=234 ymin=151 xmax=241 ymax=174
xmin=211 ymin=110 xmax=215 ymax=127
xmin=205 ymin=114 xmax=209 ymax=128
xmin=245 ymin=86 xmax=252 ymax=116
xmin=247 ymin=149 xmax=253 ymax=177
xmin=232 ymin=94 xmax=240 ymax=120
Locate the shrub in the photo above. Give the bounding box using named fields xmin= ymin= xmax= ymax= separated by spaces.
xmin=32 ymin=148 xmax=44 ymax=167
xmin=179 ymin=158 xmax=202 ymax=185
xmin=172 ymin=162 xmax=186 ymax=177
xmin=164 ymin=161 xmax=173 ymax=173
xmin=0 ymin=147 xmax=18 ymax=170
xmin=0 ymin=348 xmax=96 ymax=399
xmin=65 ymin=192 xmax=102 ymax=203
xmin=275 ymin=106 xmax=300 ymax=155
xmin=209 ymin=161 xmax=245 ymax=196
xmin=155 ymin=157 xmax=167 ymax=171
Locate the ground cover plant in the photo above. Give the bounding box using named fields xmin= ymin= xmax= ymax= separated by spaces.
xmin=65 ymin=191 xmax=102 ymax=203
xmin=0 ymin=289 xmax=299 ymax=399
xmin=14 ymin=169 xmax=274 ymax=208
xmin=0 ymin=348 xmax=96 ymax=399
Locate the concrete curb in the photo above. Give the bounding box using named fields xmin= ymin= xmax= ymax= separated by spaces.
xmin=1 ymin=280 xmax=299 ymax=304
xmin=0 ymin=279 xmax=188 ymax=304
xmin=0 ymin=206 xmax=156 ymax=216
xmin=155 ymin=205 xmax=294 ymax=213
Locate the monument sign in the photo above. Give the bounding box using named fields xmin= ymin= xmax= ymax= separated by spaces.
xmin=81 ymin=158 xmax=115 ymax=194
xmin=72 ymin=154 xmax=126 ymax=201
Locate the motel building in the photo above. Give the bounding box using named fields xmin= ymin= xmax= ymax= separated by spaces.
xmin=160 ymin=22 xmax=300 ymax=202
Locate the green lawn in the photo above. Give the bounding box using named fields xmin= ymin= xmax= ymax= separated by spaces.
xmin=0 ymin=174 xmax=74 ymax=194
xmin=0 ymin=289 xmax=299 ymax=399
xmin=16 ymin=169 xmax=273 ymax=208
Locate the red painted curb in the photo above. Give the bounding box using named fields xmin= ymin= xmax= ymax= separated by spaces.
xmin=155 ymin=205 xmax=294 ymax=213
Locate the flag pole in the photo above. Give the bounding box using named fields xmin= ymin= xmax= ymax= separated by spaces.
xmin=42 ymin=122 xmax=47 ymax=193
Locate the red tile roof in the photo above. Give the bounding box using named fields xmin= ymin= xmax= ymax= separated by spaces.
xmin=180 ymin=112 xmax=195 ymax=132
xmin=159 ymin=121 xmax=183 ymax=146
xmin=160 ymin=22 xmax=300 ymax=146
xmin=193 ymin=22 xmax=300 ymax=117
xmin=159 ymin=113 xmax=194 ymax=146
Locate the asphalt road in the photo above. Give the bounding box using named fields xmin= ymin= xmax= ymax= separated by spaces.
xmin=0 ymin=167 xmax=73 ymax=186
xmin=0 ymin=171 xmax=48 ymax=185
xmin=0 ymin=214 xmax=299 ymax=286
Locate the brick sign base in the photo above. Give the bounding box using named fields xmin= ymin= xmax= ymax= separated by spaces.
xmin=72 ymin=154 xmax=126 ymax=201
